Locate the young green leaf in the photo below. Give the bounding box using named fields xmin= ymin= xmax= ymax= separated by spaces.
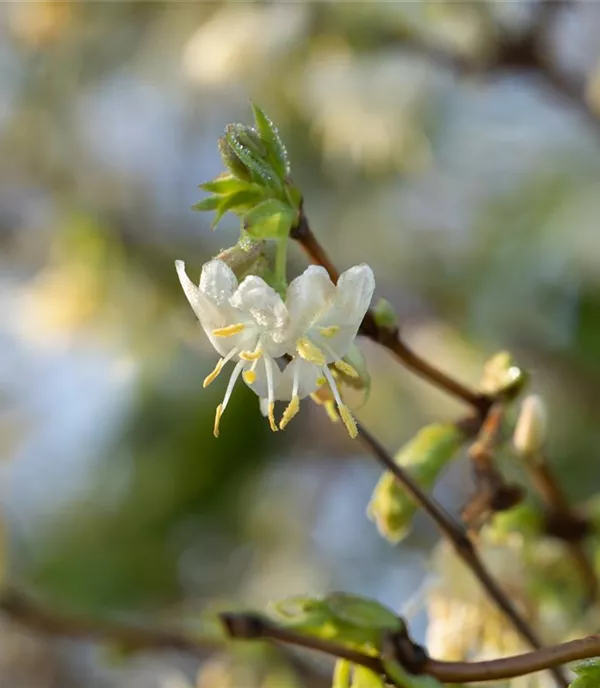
xmin=192 ymin=195 xmax=220 ymax=212
xmin=367 ymin=424 xmax=465 ymax=543
xmin=332 ymin=660 xmax=352 ymax=688
xmin=243 ymin=199 xmax=295 ymax=240
xmin=199 ymin=174 xmax=256 ymax=196
xmin=251 ymin=103 xmax=291 ymax=178
xmin=324 ymin=593 xmax=401 ymax=633
xmin=212 ymin=188 xmax=267 ymax=230
xmin=350 ymin=666 xmax=384 ymax=688
xmin=570 ymin=659 xmax=600 ymax=687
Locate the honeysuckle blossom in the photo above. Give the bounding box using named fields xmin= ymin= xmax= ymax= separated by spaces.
xmin=281 ymin=264 xmax=375 ymax=438
xmin=175 ymin=259 xmax=291 ymax=436
xmin=175 ymin=259 xmax=375 ymax=439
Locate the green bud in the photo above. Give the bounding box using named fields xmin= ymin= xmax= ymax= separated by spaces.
xmin=324 ymin=593 xmax=401 ymax=633
xmin=214 ymin=239 xmax=266 ymax=280
xmin=372 ymin=298 xmax=398 ymax=331
xmin=367 ymin=424 xmax=465 ymax=543
xmin=218 ymin=135 xmax=253 ymax=182
xmin=570 ymin=660 xmax=600 ymax=688
xmin=512 ymin=394 xmax=547 ymax=459
xmin=480 ymin=351 xmax=528 ymax=399
xmin=487 ymin=501 xmax=543 ymax=540
xmin=225 ymin=124 xmax=280 ymax=189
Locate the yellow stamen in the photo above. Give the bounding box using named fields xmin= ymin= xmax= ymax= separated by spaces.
xmin=242 ymin=369 xmax=256 ymax=385
xmin=339 ymin=404 xmax=358 ymax=439
xmin=268 ymin=402 xmax=278 ymax=432
xmin=280 ymin=396 xmax=300 ymax=430
xmin=324 ymin=400 xmax=339 ymax=424
xmin=212 ymin=323 xmax=245 ymax=337
xmin=320 ymin=325 xmax=340 ymax=338
xmin=213 ymin=404 xmax=224 ymax=438
xmin=240 ymin=349 xmax=262 ymax=362
xmin=296 ymin=337 xmax=326 ymax=365
xmin=316 ymin=376 xmax=327 ymax=387
xmin=203 ymin=358 xmax=224 ymax=388
xmin=334 ymin=360 xmax=359 ymax=378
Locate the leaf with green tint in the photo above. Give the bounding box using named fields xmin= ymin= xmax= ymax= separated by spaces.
xmin=325 ymin=593 xmax=401 ymax=633
xmin=269 ymin=593 xmax=399 ymax=649
xmin=243 ymin=199 xmax=295 ymax=239
xmin=382 ymin=658 xmax=442 ymax=688
xmin=192 ymin=196 xmax=221 ymax=212
xmin=367 ymin=424 xmax=465 ymax=543
xmin=251 ymin=103 xmax=291 ymax=179
xmin=570 ymin=660 xmax=600 ymax=687
xmin=199 ymin=174 xmax=257 ymax=196
xmin=333 ymin=660 xmax=352 ymax=688
xmin=225 ymin=124 xmax=281 ymax=190
xmin=350 ymin=666 xmax=384 ymax=688
xmin=212 ymin=188 xmax=268 ymax=230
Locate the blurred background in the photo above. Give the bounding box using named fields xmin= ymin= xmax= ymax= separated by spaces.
xmin=2 ymin=1 xmax=600 ymax=686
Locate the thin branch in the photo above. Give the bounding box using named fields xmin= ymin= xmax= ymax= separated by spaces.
xmin=290 ymin=210 xmax=491 ymax=416
xmin=222 ymin=611 xmax=600 ymax=685
xmin=526 ymin=451 xmax=597 ymax=602
xmin=461 ymin=404 xmax=524 ymax=531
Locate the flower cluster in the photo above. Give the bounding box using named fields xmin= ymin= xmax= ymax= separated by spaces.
xmin=175 ymin=259 xmax=374 ymax=438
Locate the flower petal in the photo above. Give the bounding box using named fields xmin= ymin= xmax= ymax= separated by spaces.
xmin=199 ymin=259 xmax=239 ymax=305
xmin=333 ymin=264 xmax=375 ymax=326
xmin=286 ymin=265 xmax=335 ymax=334
xmin=176 ymin=260 xmax=250 ymax=357
xmin=230 ymin=276 xmax=290 ymax=354
xmin=279 ymin=358 xmax=324 ymax=399
xmin=176 ymin=260 xmax=222 ymax=324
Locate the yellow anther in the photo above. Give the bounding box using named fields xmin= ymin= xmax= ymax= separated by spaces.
xmin=334 ymin=360 xmax=359 ymax=378
xmin=320 ymin=325 xmax=340 ymax=338
xmin=240 ymin=349 xmax=262 ymax=362
xmin=213 ymin=404 xmax=224 ymax=438
xmin=296 ymin=337 xmax=326 ymax=365
xmin=324 ymin=400 xmax=339 ymax=424
xmin=242 ymin=369 xmax=256 ymax=385
xmin=268 ymin=402 xmax=278 ymax=433
xmin=212 ymin=323 xmax=245 ymax=337
xmin=339 ymin=404 xmax=358 ymax=439
xmin=203 ymin=358 xmax=224 ymax=388
xmin=316 ymin=376 xmax=327 ymax=387
xmin=280 ymin=396 xmax=300 ymax=430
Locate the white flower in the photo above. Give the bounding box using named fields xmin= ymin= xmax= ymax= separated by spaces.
xmin=175 ymin=259 xmax=291 ymax=436
xmin=281 ymin=264 xmax=375 ymax=438
xmin=175 ymin=259 xmax=375 ymax=439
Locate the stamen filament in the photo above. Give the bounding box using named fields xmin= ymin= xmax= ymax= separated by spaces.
xmin=323 ymin=365 xmax=358 ymax=439
xmin=264 ymin=356 xmax=278 ymax=433
xmin=212 ymin=323 xmax=245 ymax=337
xmin=203 ymin=358 xmax=224 ymax=388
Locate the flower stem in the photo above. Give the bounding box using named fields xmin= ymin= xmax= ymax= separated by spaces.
xmin=273 ymin=234 xmax=289 ymax=296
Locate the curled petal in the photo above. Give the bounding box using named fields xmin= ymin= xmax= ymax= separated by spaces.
xmin=176 ymin=260 xmax=249 ymax=357
xmin=286 ymin=265 xmax=335 ymax=335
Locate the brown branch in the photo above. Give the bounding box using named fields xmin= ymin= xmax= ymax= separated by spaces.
xmin=461 ymin=404 xmax=524 ymax=531
xmin=290 ymin=210 xmax=491 ymax=416
xmin=526 ymin=451 xmax=597 ymax=602
xmin=222 ymin=611 xmax=600 ymax=685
